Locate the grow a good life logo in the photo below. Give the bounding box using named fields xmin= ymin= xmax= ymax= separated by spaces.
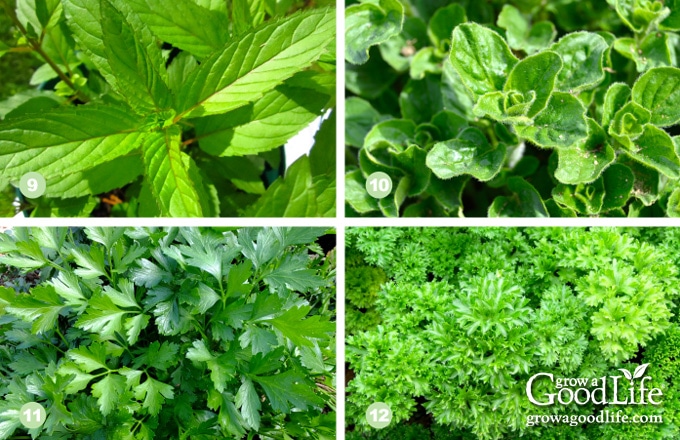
xmin=525 ymin=363 xmax=664 ymax=427
xmin=526 ymin=363 xmax=662 ymax=406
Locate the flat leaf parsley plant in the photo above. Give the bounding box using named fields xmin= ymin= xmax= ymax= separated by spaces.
xmin=0 ymin=0 xmax=336 ymax=217
xmin=345 ymin=0 xmax=680 ymax=217
xmin=0 ymin=227 xmax=336 ymax=439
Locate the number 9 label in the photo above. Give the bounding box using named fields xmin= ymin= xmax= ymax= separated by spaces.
xmin=366 ymin=402 xmax=392 ymax=429
xmin=19 ymin=172 xmax=46 ymax=199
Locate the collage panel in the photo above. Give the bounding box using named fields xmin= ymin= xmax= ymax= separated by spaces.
xmin=346 ymin=227 xmax=680 ymax=439
xmin=0 ymin=0 xmax=336 ymax=218
xmin=0 ymin=226 xmax=337 ymax=439
xmin=345 ymin=0 xmax=680 ymax=217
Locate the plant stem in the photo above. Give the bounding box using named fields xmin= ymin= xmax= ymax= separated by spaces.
xmin=2 ymin=1 xmax=88 ymax=102
xmin=55 ymin=327 xmax=69 ymax=347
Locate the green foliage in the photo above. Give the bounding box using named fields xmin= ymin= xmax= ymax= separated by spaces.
xmin=0 ymin=0 xmax=335 ymax=217
xmin=345 ymin=0 xmax=680 ymax=217
xmin=346 ymin=227 xmax=680 ymax=439
xmin=0 ymin=227 xmax=336 ymax=439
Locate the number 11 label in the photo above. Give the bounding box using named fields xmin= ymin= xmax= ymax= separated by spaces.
xmin=19 ymin=402 xmax=46 ymax=429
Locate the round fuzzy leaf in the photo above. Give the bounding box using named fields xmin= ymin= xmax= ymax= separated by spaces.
xmin=601 ymin=163 xmax=635 ymax=211
xmin=427 ymin=4 xmax=466 ymax=48
xmin=380 ymin=17 xmax=428 ymax=73
xmin=660 ymin=0 xmax=680 ymax=30
xmin=667 ymin=188 xmax=680 ymax=217
xmin=552 ymin=178 xmax=605 ymax=215
xmin=345 ymin=0 xmax=404 ymax=65
xmin=391 ymin=145 xmax=432 ymax=196
xmin=399 ymin=75 xmax=444 ymax=124
xmin=431 ymin=111 xmax=468 ymax=141
xmin=602 ymin=83 xmax=632 ymax=129
xmin=488 ymin=177 xmax=548 ymax=217
xmin=346 ymin=98 xmax=386 ymax=148
xmin=613 ymin=33 xmax=672 ymax=73
xmin=620 ymin=158 xmax=660 ymax=206
xmin=363 ymin=119 xmax=417 ymax=148
xmin=473 ymin=91 xmax=533 ymax=125
xmin=504 ymin=50 xmax=562 ymax=117
xmin=550 ymin=31 xmax=609 ymax=93
xmin=555 ymin=119 xmax=615 ymax=184
xmin=626 ymin=124 xmax=680 ymax=179
xmin=449 ymin=23 xmax=518 ymax=98
xmin=497 ymin=5 xmax=555 ymax=54
xmin=632 ymin=66 xmax=680 ymax=127
xmin=345 ymin=169 xmax=379 ymax=214
xmin=609 ymin=101 xmax=652 ymax=147
xmin=515 ymin=92 xmax=588 ymax=149
xmin=410 ymin=47 xmax=442 ymax=80
xmin=426 ymin=128 xmax=506 ymax=182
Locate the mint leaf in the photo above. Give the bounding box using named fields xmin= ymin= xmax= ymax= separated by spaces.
xmin=100 ymin=0 xmax=171 ymax=113
xmin=142 ymin=127 xmax=203 ymax=217
xmin=196 ymin=82 xmax=330 ymax=157
xmin=120 ymin=0 xmax=230 ymax=59
xmin=0 ymin=105 xmax=144 ymax=181
xmin=244 ymin=156 xmax=333 ymax=217
xmin=177 ymin=8 xmax=335 ymax=118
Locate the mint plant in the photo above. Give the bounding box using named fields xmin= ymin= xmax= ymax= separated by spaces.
xmin=0 ymin=227 xmax=336 ymax=439
xmin=345 ymin=0 xmax=680 ymax=217
xmin=0 ymin=0 xmax=335 ymax=217
xmin=346 ymin=227 xmax=680 ymax=439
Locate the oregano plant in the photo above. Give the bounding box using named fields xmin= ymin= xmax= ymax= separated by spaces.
xmin=0 ymin=0 xmax=336 ymax=217
xmin=0 ymin=227 xmax=336 ymax=439
xmin=345 ymin=0 xmax=680 ymax=217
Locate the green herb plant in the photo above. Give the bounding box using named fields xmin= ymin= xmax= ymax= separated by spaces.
xmin=0 ymin=227 xmax=336 ymax=439
xmin=0 ymin=0 xmax=336 ymax=217
xmin=345 ymin=0 xmax=680 ymax=217
xmin=346 ymin=227 xmax=680 ymax=439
